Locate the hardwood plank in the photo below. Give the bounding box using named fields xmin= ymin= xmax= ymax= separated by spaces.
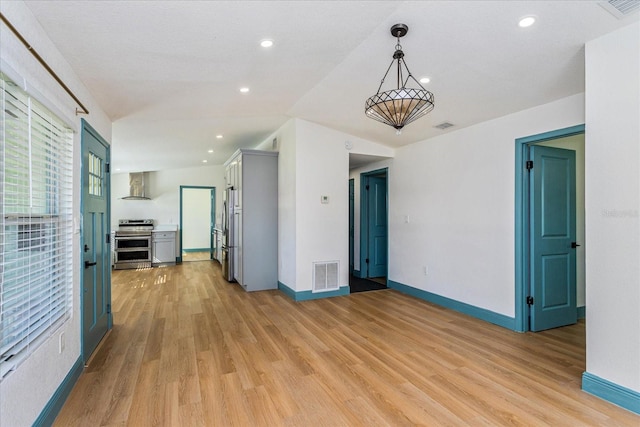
xmin=52 ymin=261 xmax=640 ymax=426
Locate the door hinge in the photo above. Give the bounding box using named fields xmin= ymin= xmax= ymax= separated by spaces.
xmin=106 ymin=233 xmax=110 ymax=244
xmin=526 ymin=296 xmax=534 ymax=306
xmin=107 ymin=304 xmax=111 ymax=314
xmin=366 ymin=185 xmax=370 ymax=190
xmin=105 ymin=163 xmax=110 ymax=173
xmin=526 ymin=160 xmax=534 ymax=170
xmin=365 ymin=258 xmax=370 ymax=264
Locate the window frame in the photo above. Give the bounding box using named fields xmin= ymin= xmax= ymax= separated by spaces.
xmin=0 ymin=71 xmax=74 ymax=380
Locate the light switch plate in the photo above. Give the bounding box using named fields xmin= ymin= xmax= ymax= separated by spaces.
xmin=321 ymin=195 xmax=329 ymax=204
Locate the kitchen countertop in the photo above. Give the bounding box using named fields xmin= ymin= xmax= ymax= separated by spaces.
xmin=153 ymin=224 xmax=178 ymax=232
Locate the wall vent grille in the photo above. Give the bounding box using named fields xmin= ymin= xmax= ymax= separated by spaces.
xmin=313 ymin=261 xmax=339 ymax=292
xmin=600 ymin=0 xmax=640 ymax=18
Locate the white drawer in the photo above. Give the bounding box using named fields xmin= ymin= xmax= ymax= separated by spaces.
xmin=153 ymin=232 xmax=174 ymax=239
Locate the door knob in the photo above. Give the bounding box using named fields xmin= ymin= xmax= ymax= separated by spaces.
xmin=571 ymin=242 xmax=581 ymax=248
xmin=84 ymin=261 xmax=97 ymax=268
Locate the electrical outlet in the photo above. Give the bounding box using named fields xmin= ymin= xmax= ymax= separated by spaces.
xmin=423 ymin=266 xmax=428 ymax=276
xmin=59 ymin=332 xmax=65 ymax=354
xmin=404 ymin=215 xmax=410 ymax=223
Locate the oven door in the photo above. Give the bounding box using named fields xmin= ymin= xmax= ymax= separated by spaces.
xmin=115 ymin=235 xmax=151 ymax=250
xmin=114 ymin=248 xmax=151 ymax=263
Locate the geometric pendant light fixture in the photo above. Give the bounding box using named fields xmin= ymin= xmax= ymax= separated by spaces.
xmin=365 ymin=23 xmax=435 ymax=133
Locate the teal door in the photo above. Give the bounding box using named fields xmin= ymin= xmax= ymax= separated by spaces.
xmin=529 ymin=146 xmax=577 ymax=331
xmin=81 ymin=120 xmax=111 ymax=361
xmin=367 ymin=176 xmax=388 ymax=278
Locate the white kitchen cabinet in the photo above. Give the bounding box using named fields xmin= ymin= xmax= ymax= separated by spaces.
xmin=236 ymin=155 xmax=242 ymax=209
xmin=152 ymin=230 xmax=176 ymax=266
xmin=224 ymin=149 xmax=277 ymax=291
xmin=225 ymin=157 xmax=239 ymax=189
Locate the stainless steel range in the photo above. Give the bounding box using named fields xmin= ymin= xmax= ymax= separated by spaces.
xmin=114 ymin=219 xmax=154 ymax=270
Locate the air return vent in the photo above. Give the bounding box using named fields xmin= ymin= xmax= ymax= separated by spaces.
xmin=434 ymin=122 xmax=454 ymax=130
xmin=313 ymin=261 xmax=339 ymax=292
xmin=600 ymin=0 xmax=640 ymax=18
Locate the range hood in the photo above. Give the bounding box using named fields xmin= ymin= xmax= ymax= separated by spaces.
xmin=121 ymin=172 xmax=151 ymax=200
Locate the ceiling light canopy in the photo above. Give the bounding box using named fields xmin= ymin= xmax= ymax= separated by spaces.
xmin=365 ymin=23 xmax=434 ymax=133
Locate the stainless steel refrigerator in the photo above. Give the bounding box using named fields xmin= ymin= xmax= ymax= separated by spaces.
xmin=221 ymin=187 xmax=238 ymax=281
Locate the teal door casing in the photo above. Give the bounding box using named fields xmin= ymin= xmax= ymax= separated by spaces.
xmin=529 ymin=145 xmax=577 ymax=331
xmin=349 ymin=179 xmax=355 ymax=275
xmin=81 ymin=119 xmax=112 ymax=362
xmin=179 ymin=185 xmax=216 ymax=262
xmin=210 ymin=189 xmax=216 ymax=260
xmin=360 ymin=169 xmax=388 ymax=279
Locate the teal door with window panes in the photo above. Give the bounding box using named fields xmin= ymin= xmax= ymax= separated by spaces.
xmin=81 ymin=120 xmax=111 ymax=362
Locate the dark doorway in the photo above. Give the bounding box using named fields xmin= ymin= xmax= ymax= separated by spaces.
xmin=352 ymin=168 xmax=388 ymax=293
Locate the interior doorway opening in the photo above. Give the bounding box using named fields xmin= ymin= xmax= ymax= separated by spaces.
xmin=180 ymin=186 xmax=216 ymax=262
xmin=349 ymin=167 xmax=389 ymax=293
xmin=515 ymin=125 xmax=585 ymax=332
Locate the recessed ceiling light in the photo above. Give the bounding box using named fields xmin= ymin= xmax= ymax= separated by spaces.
xmin=240 ymin=87 xmax=250 ymax=93
xmin=216 ymin=134 xmax=223 ymax=139
xmin=260 ymin=39 xmax=273 ymax=48
xmin=419 ymin=77 xmax=431 ymax=84
xmin=208 ymin=149 xmax=214 ymax=153
xmin=202 ymin=160 xmax=208 ymax=163
xmin=518 ymin=16 xmax=536 ymax=28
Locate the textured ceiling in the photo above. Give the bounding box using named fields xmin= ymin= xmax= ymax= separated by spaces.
xmin=22 ymin=0 xmax=639 ymax=172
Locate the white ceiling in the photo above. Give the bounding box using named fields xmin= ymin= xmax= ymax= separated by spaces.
xmin=23 ymin=1 xmax=638 ymax=172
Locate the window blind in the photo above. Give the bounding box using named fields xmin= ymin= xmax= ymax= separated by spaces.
xmin=0 ymin=72 xmax=74 ymax=379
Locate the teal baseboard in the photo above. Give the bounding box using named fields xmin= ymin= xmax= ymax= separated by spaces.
xmin=577 ymin=305 xmax=586 ymax=319
xmin=183 ymin=248 xmax=209 ymax=253
xmin=33 ymin=356 xmax=84 ymax=427
xmin=582 ymin=372 xmax=640 ymax=415
xmin=278 ymin=281 xmax=349 ymax=301
xmin=388 ymin=280 xmax=516 ymax=330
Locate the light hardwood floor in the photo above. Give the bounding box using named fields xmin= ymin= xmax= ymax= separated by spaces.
xmin=182 ymin=251 xmax=211 ymax=262
xmin=54 ymin=261 xmax=639 ymax=426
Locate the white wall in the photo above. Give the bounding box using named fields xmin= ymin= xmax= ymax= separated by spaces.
xmin=111 ymin=164 xmax=225 ymax=230
xmin=537 ymin=134 xmax=586 ymax=308
xmin=0 ymin=2 xmax=112 ymax=426
xmin=294 ymin=120 xmax=350 ymax=289
xmin=585 ymin=22 xmax=640 ymax=393
xmin=390 ymin=94 xmax=585 ymax=317
xmin=257 ymin=120 xmax=298 ymax=288
xmin=259 ymin=119 xmax=394 ymax=291
xmin=182 ymin=188 xmax=213 ymax=250
xmin=292 ymin=120 xmax=394 ymax=291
